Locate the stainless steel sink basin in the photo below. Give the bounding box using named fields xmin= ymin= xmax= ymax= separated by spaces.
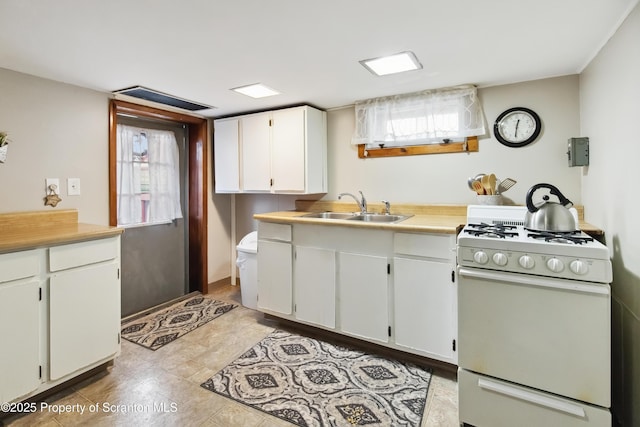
xmin=350 ymin=213 xmax=412 ymax=223
xmin=302 ymin=212 xmax=359 ymax=220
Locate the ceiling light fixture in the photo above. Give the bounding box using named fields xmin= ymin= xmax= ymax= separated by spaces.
xmin=359 ymin=51 xmax=423 ymax=76
xmin=231 ymin=83 xmax=280 ymax=98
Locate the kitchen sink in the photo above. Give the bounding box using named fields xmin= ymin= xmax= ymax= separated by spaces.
xmin=350 ymin=213 xmax=412 ymax=223
xmin=302 ymin=212 xmax=359 ymax=220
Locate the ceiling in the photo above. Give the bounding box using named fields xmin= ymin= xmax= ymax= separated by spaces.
xmin=0 ymin=0 xmax=637 ymax=118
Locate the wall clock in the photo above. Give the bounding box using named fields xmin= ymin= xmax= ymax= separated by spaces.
xmin=494 ymin=107 xmax=541 ymax=147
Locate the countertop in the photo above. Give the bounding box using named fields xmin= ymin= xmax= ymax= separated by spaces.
xmin=0 ymin=209 xmax=123 ymax=253
xmin=254 ymin=201 xmax=604 ymax=236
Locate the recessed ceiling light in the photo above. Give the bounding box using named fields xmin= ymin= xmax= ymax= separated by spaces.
xmin=231 ymin=83 xmax=280 ymax=98
xmin=359 ymin=51 xmax=423 ymax=76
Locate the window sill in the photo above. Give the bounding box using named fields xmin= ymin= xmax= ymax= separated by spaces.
xmin=357 ymin=136 xmax=478 ymax=158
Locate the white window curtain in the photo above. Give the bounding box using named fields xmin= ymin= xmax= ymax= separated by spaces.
xmin=116 ymin=124 xmax=183 ymax=226
xmin=352 ymin=84 xmax=486 ymax=148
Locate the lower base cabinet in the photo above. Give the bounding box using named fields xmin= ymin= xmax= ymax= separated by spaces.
xmin=0 ymin=235 xmax=121 ymax=404
xmin=338 ymin=252 xmax=389 ymax=344
xmin=257 ymin=222 xmax=458 ymax=365
xmin=0 ymin=279 xmax=40 ymax=403
xmin=294 ymin=246 xmax=336 ymax=328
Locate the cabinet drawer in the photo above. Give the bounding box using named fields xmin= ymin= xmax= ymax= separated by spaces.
xmin=258 ymin=222 xmax=292 ymax=242
xmin=394 ymin=233 xmax=453 ymax=259
xmin=49 ymin=236 xmax=119 ymax=272
xmin=0 ymin=250 xmax=40 ymax=283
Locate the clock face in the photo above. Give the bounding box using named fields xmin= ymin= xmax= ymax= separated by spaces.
xmin=494 ymin=107 xmax=541 ymax=147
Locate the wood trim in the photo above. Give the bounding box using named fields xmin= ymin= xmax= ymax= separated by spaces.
xmin=358 ymin=136 xmax=478 ymax=158
xmin=108 ymin=100 xmax=209 ymax=294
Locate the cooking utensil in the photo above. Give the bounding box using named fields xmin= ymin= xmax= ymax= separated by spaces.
xmin=497 ymin=178 xmax=516 ymax=194
xmin=524 ymin=183 xmax=578 ymax=232
xmin=481 ymin=175 xmax=493 ymax=195
xmin=488 ymin=174 xmax=497 ymax=195
xmin=467 ymin=173 xmax=486 ymax=191
xmin=471 ymin=180 xmax=485 ymax=195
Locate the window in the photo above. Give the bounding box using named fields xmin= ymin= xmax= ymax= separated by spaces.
xmin=116 ymin=124 xmax=182 ymax=226
xmin=352 ymin=84 xmax=484 ymax=158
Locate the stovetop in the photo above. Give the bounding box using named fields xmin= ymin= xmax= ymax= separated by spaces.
xmin=458 ymin=205 xmax=612 ymax=283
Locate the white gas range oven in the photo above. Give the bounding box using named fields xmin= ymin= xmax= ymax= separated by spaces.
xmin=457 ymin=205 xmax=612 ymax=427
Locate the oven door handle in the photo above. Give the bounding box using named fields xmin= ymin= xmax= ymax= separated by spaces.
xmin=458 ymin=267 xmax=609 ymax=295
xmin=478 ymin=378 xmax=587 ymax=418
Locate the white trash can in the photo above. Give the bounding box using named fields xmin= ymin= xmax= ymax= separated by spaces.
xmin=236 ymin=231 xmax=258 ymax=309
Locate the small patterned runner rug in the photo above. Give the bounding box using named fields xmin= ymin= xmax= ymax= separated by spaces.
xmin=120 ymin=293 xmax=237 ymax=351
xmin=201 ymin=329 xmax=431 ymax=426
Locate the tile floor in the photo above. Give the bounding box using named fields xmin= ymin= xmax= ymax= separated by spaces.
xmin=2 ymin=283 xmax=459 ymax=426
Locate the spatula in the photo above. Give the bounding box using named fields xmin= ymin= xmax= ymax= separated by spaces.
xmin=472 ymin=180 xmax=485 ymax=195
xmin=497 ymin=178 xmax=516 ymax=194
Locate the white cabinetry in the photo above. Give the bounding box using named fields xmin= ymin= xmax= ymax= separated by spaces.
xmin=49 ymin=237 xmax=121 ymax=380
xmin=0 ymin=250 xmax=41 ymax=403
xmin=339 ymin=252 xmax=389 ymax=343
xmin=212 ymin=118 xmax=240 ymax=192
xmin=256 ymin=220 xmax=458 ymax=365
xmin=293 ymin=246 xmax=335 ymax=328
xmin=393 ymin=233 xmax=457 ymax=364
xmin=213 ymin=105 xmax=327 ymax=194
xmin=257 ymin=222 xmax=292 ymax=315
xmin=0 ymin=235 xmax=121 ymax=403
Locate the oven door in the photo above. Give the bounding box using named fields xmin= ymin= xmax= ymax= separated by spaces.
xmin=458 ymin=267 xmax=610 ymax=407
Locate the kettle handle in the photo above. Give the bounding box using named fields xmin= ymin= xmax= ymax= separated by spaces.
xmin=526 ymin=183 xmax=574 ymax=213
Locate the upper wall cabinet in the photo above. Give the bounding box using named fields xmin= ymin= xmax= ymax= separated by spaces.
xmin=213 ymin=105 xmax=327 ymax=194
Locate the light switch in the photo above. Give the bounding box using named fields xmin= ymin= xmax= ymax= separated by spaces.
xmin=67 ymin=178 xmax=81 ymax=196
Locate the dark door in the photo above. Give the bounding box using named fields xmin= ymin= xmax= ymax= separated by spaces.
xmin=117 ymin=116 xmax=188 ymax=317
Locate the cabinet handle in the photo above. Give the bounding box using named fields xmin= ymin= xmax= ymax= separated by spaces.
xmin=477 ymin=378 xmax=586 ymax=418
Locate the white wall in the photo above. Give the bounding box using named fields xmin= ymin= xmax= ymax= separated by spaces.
xmin=0 ymin=68 xmax=110 ymax=224
xmin=235 ymin=75 xmax=583 ymax=240
xmin=0 ymin=68 xmax=231 ymax=285
xmin=580 ymin=3 xmax=640 ymax=425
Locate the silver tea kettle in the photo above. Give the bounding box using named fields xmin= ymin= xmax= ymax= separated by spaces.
xmin=525 ymin=183 xmax=578 ymax=232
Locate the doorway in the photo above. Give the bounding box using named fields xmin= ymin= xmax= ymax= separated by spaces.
xmin=109 ymin=100 xmax=209 ymax=316
xmin=116 ymin=117 xmax=189 ymax=316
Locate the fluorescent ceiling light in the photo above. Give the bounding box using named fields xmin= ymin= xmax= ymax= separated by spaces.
xmin=360 ymin=51 xmax=423 ymax=76
xmin=232 ymin=83 xmax=280 ymax=98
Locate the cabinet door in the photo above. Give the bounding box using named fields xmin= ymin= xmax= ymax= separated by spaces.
xmin=294 ymin=246 xmax=336 ymax=328
xmin=271 ymin=108 xmax=305 ymax=192
xmin=242 ymin=113 xmax=271 ymax=191
xmin=0 ymin=280 xmax=40 ymax=402
xmin=338 ymin=252 xmax=389 ymax=343
xmin=49 ymin=263 xmax=120 ymax=380
xmin=394 ymin=257 xmax=455 ymax=362
xmin=257 ymin=240 xmax=292 ymax=315
xmin=214 ymin=118 xmax=240 ymax=192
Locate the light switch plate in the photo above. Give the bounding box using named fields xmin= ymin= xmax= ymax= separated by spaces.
xmin=67 ymin=178 xmax=81 ymax=196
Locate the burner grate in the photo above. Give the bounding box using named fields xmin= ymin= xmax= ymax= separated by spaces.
xmin=526 ymin=230 xmax=594 ymax=245
xmin=465 ymin=223 xmax=518 ymax=239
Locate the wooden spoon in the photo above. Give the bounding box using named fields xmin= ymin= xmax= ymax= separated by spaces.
xmin=481 ymin=175 xmax=492 ymax=195
xmin=488 ymin=174 xmax=497 ymax=195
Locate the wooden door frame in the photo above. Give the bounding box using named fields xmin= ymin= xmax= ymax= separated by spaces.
xmin=109 ymin=99 xmax=209 ymax=294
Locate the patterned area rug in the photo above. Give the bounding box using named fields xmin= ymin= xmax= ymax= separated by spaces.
xmin=121 ymin=294 xmax=237 ymax=351
xmin=201 ymin=329 xmax=431 ymax=426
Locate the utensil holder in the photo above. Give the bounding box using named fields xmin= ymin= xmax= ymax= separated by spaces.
xmin=476 ymin=195 xmax=504 ymax=205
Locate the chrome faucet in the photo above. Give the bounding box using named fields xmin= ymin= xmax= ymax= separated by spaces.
xmin=338 ymin=190 xmax=368 ymax=214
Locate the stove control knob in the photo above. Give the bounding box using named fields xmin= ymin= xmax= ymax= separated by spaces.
xmin=546 ymin=257 xmax=565 ymax=273
xmin=492 ymin=252 xmax=508 ymax=266
xmin=473 ymin=251 xmax=489 ymax=265
xmin=569 ymin=259 xmax=589 ymax=275
xmin=518 ymin=255 xmax=535 ymax=269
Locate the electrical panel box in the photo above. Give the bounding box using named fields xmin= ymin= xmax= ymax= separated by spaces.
xmin=567 ymin=137 xmax=589 ymax=167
